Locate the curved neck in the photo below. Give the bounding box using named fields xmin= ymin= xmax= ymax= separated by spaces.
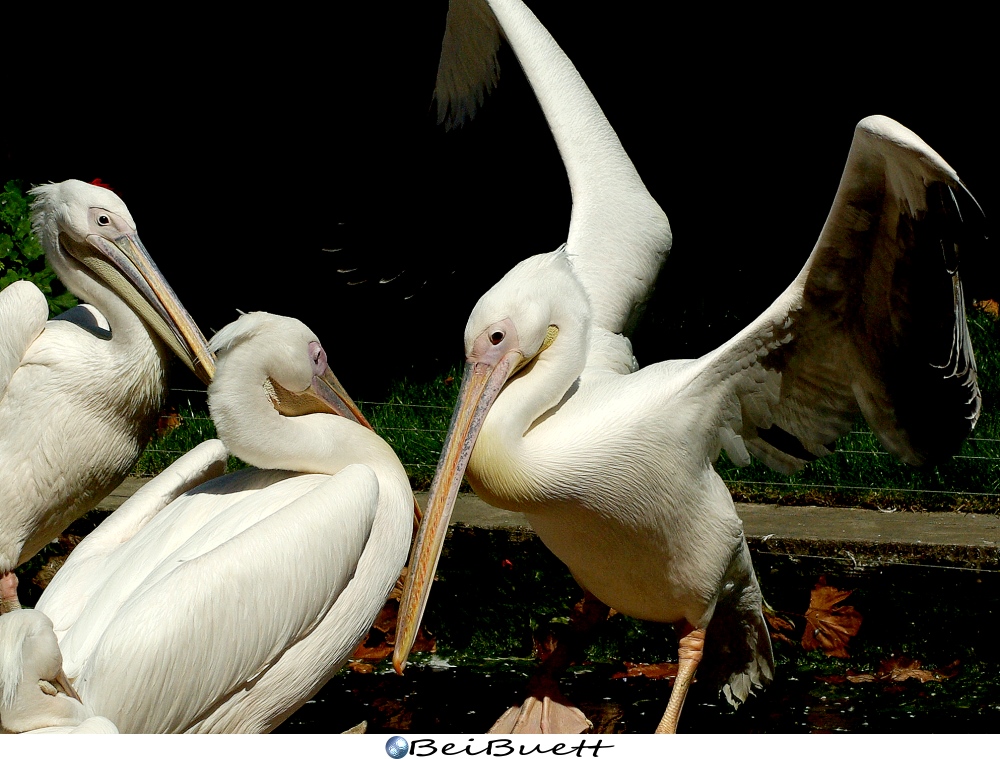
xmin=485 ymin=0 xmax=669 ymax=333
xmin=494 ymin=328 xmax=585 ymax=439
xmin=469 ymin=309 xmax=588 ymax=506
xmin=488 ymin=0 xmax=642 ymax=202
xmin=209 ymin=358 xmax=411 ymax=500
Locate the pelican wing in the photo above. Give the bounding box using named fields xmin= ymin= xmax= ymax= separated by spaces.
xmin=434 ymin=0 xmax=502 ymax=129
xmin=71 ymin=465 xmax=380 ymax=734
xmin=694 ymin=115 xmax=982 ymax=473
xmin=436 ymin=0 xmax=672 ymax=337
xmin=0 ymin=281 xmax=48 ymax=398
xmin=37 ymin=439 xmax=229 ymax=637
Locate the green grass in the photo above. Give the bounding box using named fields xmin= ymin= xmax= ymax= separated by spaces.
xmin=140 ymin=307 xmax=1000 ymax=512
xmin=358 ymin=369 xmax=462 ymax=490
xmin=133 ymin=397 xmax=245 ymax=476
xmin=718 ymin=306 xmax=1000 ymax=513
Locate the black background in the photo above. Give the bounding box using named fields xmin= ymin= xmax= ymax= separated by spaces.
xmin=3 ymin=3 xmax=995 ymax=398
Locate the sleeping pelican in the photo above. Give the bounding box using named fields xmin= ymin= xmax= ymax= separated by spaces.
xmin=28 ymin=312 xmax=413 ymax=733
xmin=394 ymin=0 xmax=983 ymax=734
xmin=0 ymin=180 xmax=215 ymax=613
xmin=0 ymin=609 xmax=118 ymax=733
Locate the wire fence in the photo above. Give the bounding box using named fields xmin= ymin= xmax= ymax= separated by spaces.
xmin=140 ymin=388 xmax=1000 ymax=511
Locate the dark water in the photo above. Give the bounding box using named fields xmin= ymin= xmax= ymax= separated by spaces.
xmin=275 ymin=653 xmax=1000 ymax=734
xmin=275 ymin=542 xmax=1000 ymax=735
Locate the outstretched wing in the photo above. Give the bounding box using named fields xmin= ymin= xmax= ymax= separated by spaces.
xmin=435 ymin=0 xmax=672 ymax=338
xmin=696 ymin=115 xmax=982 ymax=473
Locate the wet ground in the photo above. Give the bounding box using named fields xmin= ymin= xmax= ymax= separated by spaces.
xmin=277 ymin=537 xmax=1000 ymax=734
xmin=277 ymin=652 xmax=1000 ymax=734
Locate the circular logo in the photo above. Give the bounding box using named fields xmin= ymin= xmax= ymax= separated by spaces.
xmin=385 ymin=736 xmax=409 ymax=758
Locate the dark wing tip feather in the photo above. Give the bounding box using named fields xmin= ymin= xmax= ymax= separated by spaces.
xmin=433 ymin=0 xmax=502 ymax=130
xmin=871 ymin=179 xmax=983 ymax=464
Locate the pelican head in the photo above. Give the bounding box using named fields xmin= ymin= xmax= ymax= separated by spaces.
xmin=207 ymin=312 xmax=373 ymax=471
xmin=0 ymin=609 xmax=90 ymax=733
xmin=394 ymin=251 xmax=590 ymax=673
xmin=29 ymin=179 xmax=215 ymax=384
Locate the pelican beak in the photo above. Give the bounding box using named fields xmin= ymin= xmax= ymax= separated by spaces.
xmin=393 ymin=345 xmax=523 ymax=674
xmin=69 ymin=231 xmax=215 ymax=385
xmin=313 ymin=366 xmax=375 ymax=430
xmin=269 ymin=365 xmax=375 ymax=431
xmin=52 ymin=667 xmax=82 ymax=703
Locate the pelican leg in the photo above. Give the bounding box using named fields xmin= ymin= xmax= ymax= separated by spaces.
xmin=0 ymin=571 xmax=22 ymax=614
xmin=654 ymin=623 xmax=706 ymax=734
xmin=488 ymin=591 xmax=609 ymax=734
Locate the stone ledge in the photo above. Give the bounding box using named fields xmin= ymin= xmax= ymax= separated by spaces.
xmin=104 ymin=479 xmax=1000 ymax=571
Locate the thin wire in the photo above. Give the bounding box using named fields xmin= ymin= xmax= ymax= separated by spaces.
xmin=151 ymin=400 xmax=1000 ymax=497
xmin=724 ymin=479 xmax=1000 ymax=498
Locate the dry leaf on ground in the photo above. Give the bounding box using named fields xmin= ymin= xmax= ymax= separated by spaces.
xmin=611 ymin=661 xmax=680 ymax=681
xmin=350 ymin=568 xmax=436 ymax=664
xmin=763 ymin=604 xmax=797 ymax=645
xmin=801 ymin=575 xmax=863 ymax=658
xmin=156 ymin=411 xmax=183 ymax=436
xmin=846 ymin=655 xmax=960 ymax=684
xmin=975 ymin=299 xmax=999 ymax=320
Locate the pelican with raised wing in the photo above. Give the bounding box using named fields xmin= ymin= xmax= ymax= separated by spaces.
xmin=0 ymin=179 xmax=215 ymax=612
xmin=30 ymin=312 xmax=413 ymax=733
xmin=394 ymin=0 xmax=983 ymax=734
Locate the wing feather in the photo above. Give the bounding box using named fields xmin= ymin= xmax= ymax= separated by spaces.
xmin=697 ymin=115 xmax=982 ymax=473
xmin=37 ymin=439 xmax=230 ymax=637
xmin=434 ymin=0 xmax=502 ymax=129
xmin=0 ymin=281 xmax=48 ymax=398
xmin=72 ymin=465 xmax=379 ymax=734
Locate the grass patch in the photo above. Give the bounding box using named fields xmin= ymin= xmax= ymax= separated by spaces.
xmin=359 ymin=368 xmax=462 ymax=491
xmin=133 ymin=395 xmax=244 ymax=475
xmin=138 ymin=307 xmax=1000 ymax=512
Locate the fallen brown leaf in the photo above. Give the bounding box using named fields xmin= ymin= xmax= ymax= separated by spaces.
xmin=975 ymin=299 xmax=999 ymax=320
xmin=801 ymin=576 xmax=862 ymax=658
xmin=763 ymin=605 xmax=798 ymax=646
xmin=846 ymin=655 xmax=960 ymax=684
xmin=813 ymin=673 xmax=848 ymax=685
xmin=157 ymin=411 xmax=183 ymax=437
xmin=611 ymin=661 xmax=680 ymax=681
xmin=32 ymin=556 xmax=67 ymax=589
xmin=350 ymin=586 xmax=436 ymax=663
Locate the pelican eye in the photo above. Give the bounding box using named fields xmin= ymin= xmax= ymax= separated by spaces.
xmin=489 ymin=330 xmax=505 ymax=345
xmin=308 ymin=341 xmax=328 ymax=374
xmin=97 ymin=214 xmax=111 ymax=226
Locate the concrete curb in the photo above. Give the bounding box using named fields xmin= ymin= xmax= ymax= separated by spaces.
xmin=104 ymin=478 xmax=1000 ymax=571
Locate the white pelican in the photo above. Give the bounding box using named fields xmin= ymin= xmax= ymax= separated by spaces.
xmin=27 ymin=311 xmax=413 ymax=733
xmin=0 ymin=179 xmax=215 ymax=613
xmin=0 ymin=609 xmax=118 ymax=733
xmin=394 ymin=0 xmax=983 ymax=734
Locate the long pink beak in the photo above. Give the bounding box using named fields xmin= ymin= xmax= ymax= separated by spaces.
xmin=393 ymin=346 xmax=522 ymax=673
